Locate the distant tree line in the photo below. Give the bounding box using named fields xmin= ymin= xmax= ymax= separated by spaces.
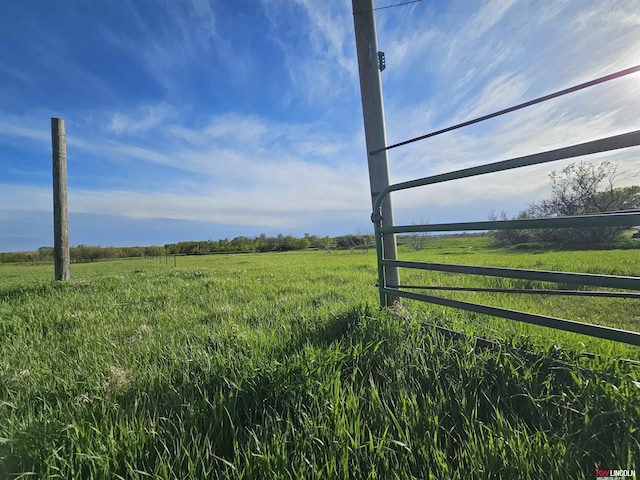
xmin=165 ymin=233 xmax=373 ymax=254
xmin=0 ymin=245 xmax=162 ymax=264
xmin=165 ymin=233 xmax=313 ymax=255
xmin=0 ymin=233 xmax=375 ymax=264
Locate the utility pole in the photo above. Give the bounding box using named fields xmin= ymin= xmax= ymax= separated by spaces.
xmin=352 ymin=0 xmax=400 ymax=306
xmin=51 ymin=117 xmax=71 ymax=281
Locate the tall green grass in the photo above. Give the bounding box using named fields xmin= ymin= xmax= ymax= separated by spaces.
xmin=398 ymin=239 xmax=640 ymax=361
xmin=1 ymin=246 xmax=639 ymax=478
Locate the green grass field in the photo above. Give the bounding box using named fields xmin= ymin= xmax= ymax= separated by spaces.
xmin=1 ymin=239 xmax=639 ymax=479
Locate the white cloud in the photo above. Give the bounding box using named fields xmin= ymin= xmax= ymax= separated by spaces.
xmin=168 ymin=114 xmax=270 ymax=146
xmin=0 ymin=106 xmax=373 ymax=230
xmin=107 ymin=106 xmax=169 ymax=134
xmin=379 ymin=0 xmax=640 ymax=189
xmin=98 ymin=0 xmax=228 ymax=93
xmin=0 ymin=121 xmax=50 ymax=143
xmin=2 ymin=0 xmax=639 ymax=250
xmin=455 ymin=72 xmax=529 ymax=122
xmin=0 ymin=184 xmax=53 ymax=236
xmin=463 ymin=0 xmax=517 ymax=40
xmin=260 ymin=0 xmax=357 ymax=103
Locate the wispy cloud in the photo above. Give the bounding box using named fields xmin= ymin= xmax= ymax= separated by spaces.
xmin=0 ymin=106 xmax=370 ymax=229
xmin=381 ymin=0 xmax=640 ymax=171
xmin=260 ymin=0 xmax=357 ymax=104
xmin=0 ymin=119 xmax=50 ymax=144
xmin=1 ymin=0 xmax=639 ymax=250
xmin=107 ymin=105 xmax=170 ymax=135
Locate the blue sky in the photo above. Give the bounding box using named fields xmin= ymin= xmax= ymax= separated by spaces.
xmin=1 ymin=0 xmax=639 ymax=252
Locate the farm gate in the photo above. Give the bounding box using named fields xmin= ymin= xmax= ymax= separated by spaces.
xmin=372 ymin=66 xmax=640 ymax=347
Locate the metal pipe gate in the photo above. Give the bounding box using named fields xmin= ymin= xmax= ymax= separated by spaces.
xmin=372 ymin=66 xmax=640 ymax=347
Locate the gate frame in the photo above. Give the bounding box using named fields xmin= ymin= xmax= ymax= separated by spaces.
xmin=372 ymin=130 xmax=640 ymax=347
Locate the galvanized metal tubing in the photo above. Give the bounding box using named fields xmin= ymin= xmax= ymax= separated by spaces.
xmin=381 ymin=288 xmax=640 ymax=346
xmin=382 ymin=260 xmax=640 ymax=291
xmin=388 ymin=285 xmax=640 ymax=299
xmin=372 ymin=66 xmax=640 ymax=346
xmin=380 ymin=211 xmax=640 ymax=234
xmin=371 ymin=64 xmax=640 ymax=154
xmin=374 ymin=130 xmax=640 ymax=215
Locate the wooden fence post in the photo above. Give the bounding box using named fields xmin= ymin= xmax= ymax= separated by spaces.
xmin=52 ymin=118 xmax=71 ymax=281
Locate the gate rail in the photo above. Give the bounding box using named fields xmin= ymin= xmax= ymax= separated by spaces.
xmin=372 ymin=67 xmax=640 ymax=347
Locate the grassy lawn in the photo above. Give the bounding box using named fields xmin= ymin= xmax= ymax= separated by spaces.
xmin=398 ymin=236 xmax=640 ymax=360
xmin=1 ymin=241 xmax=639 ymax=479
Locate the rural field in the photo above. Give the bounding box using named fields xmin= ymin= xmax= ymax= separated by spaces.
xmin=1 ymin=236 xmax=639 ymax=479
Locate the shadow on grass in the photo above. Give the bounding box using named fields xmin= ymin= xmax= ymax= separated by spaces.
xmin=0 ymin=307 xmax=367 ymax=478
xmin=488 ymin=239 xmax=640 ymax=253
xmin=3 ymin=306 xmax=638 ymax=479
xmin=0 ymin=280 xmax=94 ymax=303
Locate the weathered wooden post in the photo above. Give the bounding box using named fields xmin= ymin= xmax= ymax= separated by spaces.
xmin=352 ymin=0 xmax=400 ymax=306
xmin=51 ymin=118 xmax=71 ymax=281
